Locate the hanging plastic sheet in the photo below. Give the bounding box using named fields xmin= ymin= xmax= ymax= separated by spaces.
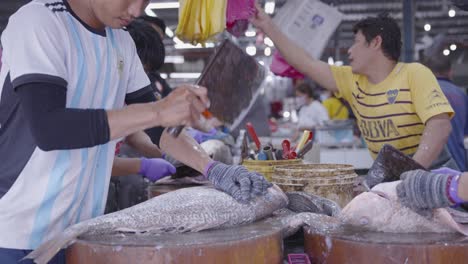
xmin=176 ymin=0 xmax=227 ymax=44
xmin=226 ymin=0 xmax=256 ymax=37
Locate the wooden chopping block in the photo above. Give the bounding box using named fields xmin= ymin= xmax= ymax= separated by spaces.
xmin=304 ymin=225 xmax=468 ymax=264
xmin=67 ymin=220 xmax=283 ymax=264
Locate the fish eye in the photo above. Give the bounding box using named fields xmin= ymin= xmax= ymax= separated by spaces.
xmin=359 ymin=217 xmax=369 ymax=225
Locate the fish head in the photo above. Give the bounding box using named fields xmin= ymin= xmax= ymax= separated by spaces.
xmin=339 ymin=191 xmax=394 ymax=228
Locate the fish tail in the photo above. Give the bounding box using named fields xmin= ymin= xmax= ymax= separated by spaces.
xmin=24 ymin=226 xmax=83 ymax=264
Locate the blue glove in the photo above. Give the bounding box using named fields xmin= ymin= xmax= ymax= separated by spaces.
xmin=139 ymin=158 xmax=176 ymax=182
xmin=186 ymin=128 xmax=218 ymax=143
xmin=431 ymin=167 xmax=461 ymax=176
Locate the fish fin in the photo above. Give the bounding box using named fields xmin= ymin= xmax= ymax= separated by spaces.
xmin=24 ymin=227 xmax=81 ymax=264
xmin=280 ymin=212 xmax=340 ymax=238
xmin=286 ymin=192 xmax=321 ymax=213
xmin=286 ymin=192 xmax=341 ymax=216
xmin=447 ymin=207 xmax=468 ymax=224
xmin=435 ymin=209 xmax=468 ymax=236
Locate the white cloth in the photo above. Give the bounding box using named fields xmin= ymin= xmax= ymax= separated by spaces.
xmin=0 ymin=0 xmax=149 ymax=249
xmin=297 ymin=101 xmax=329 ymax=129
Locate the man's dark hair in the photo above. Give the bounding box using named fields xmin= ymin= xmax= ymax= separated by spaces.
xmin=127 ymin=20 xmax=165 ymax=73
xmin=296 ymin=83 xmax=319 ymax=100
xmin=452 ymin=0 xmax=468 ymax=11
xmin=352 ymin=13 xmax=402 ymax=61
xmin=138 ymin=15 xmax=167 ymax=33
xmin=422 ymin=55 xmax=452 ymax=76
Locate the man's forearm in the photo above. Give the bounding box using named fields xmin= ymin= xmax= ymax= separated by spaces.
xmin=459 ymin=172 xmax=468 ymax=200
xmin=111 ymin=157 xmax=141 ymax=177
xmin=107 ymin=103 xmax=159 ymax=141
xmin=412 ymin=114 xmax=451 ymax=168
xmin=159 ymin=129 xmax=212 ymax=174
xmin=125 ymin=131 xmax=163 ymax=158
xmin=262 ymin=22 xmax=338 ymax=92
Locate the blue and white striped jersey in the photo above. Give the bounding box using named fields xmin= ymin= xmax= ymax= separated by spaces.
xmin=0 ymin=0 xmax=149 ymax=249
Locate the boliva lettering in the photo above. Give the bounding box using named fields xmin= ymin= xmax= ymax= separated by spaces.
xmin=359 ymin=119 xmax=400 ymax=139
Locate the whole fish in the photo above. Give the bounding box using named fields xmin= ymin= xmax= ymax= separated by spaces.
xmin=339 ymin=181 xmax=468 ymax=235
xmin=26 ymin=185 xmax=288 ymax=264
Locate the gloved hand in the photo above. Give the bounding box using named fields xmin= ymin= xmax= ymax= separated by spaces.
xmin=431 ymin=167 xmax=461 ymax=176
xmin=186 ymin=128 xmax=217 ymax=143
xmin=396 ymin=169 xmax=463 ymax=211
xmin=205 ymin=162 xmax=273 ymax=203
xmin=139 ymin=158 xmax=176 ymax=182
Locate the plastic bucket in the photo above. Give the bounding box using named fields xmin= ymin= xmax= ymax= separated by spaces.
xmin=273 ymin=164 xmax=357 ymax=207
xmin=242 ymin=159 xmax=303 ymax=182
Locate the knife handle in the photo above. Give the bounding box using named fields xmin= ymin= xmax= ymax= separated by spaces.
xmin=167 ymin=110 xmax=213 ymax=138
xmin=246 ymin=122 xmax=261 ymax=151
xmin=167 ymin=126 xmax=184 ymax=137
xmin=297 ymin=140 xmax=314 ymax=159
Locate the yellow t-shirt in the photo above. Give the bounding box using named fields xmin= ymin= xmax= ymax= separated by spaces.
xmin=322 ymin=97 xmax=349 ymax=120
xmin=330 ymin=62 xmax=454 ymax=159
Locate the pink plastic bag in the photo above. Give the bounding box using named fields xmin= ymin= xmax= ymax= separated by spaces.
xmin=270 ymin=50 xmax=305 ymax=79
xmin=226 ymin=0 xmax=255 ymax=37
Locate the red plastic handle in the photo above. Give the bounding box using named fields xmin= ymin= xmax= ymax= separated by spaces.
xmin=246 ymin=122 xmax=261 ymax=150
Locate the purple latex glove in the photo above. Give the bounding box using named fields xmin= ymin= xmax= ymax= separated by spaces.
xmin=431 ymin=167 xmax=461 ymax=176
xmin=186 ymin=128 xmax=217 ymax=144
xmin=139 ymin=158 xmax=176 ymax=182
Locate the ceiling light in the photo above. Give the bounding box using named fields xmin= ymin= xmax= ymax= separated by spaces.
xmin=165 ymin=28 xmax=174 ymax=38
xmin=264 ymin=47 xmax=272 ymax=56
xmin=175 ymin=43 xmax=203 ymax=49
xmin=245 ymin=30 xmax=256 ymax=37
xmin=205 ymin=42 xmax=215 ymax=48
xmin=265 ymin=1 xmax=276 ymax=14
xmin=424 ymin=23 xmax=431 ymax=32
xmin=450 ymin=44 xmax=457 ymax=51
xmin=264 ymin=37 xmax=274 ymax=47
xmin=443 ymin=49 xmax=450 ymax=56
xmin=449 ymin=9 xmax=456 ymax=17
xmin=164 ymin=56 xmax=185 ymax=64
xmin=146 ymin=2 xmax=180 ymax=9
xmin=173 ymin=37 xmax=203 ymax=49
xmin=246 ymin=45 xmax=257 ymax=56
xmin=170 ymin=73 xmax=201 ymax=79
xmin=259 ymin=61 xmax=265 ymax=66
xmin=145 ymin=5 xmax=157 ymax=17
xmin=160 ymin=73 xmax=168 ymax=79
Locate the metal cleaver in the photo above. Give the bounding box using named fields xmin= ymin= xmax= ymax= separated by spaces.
xmin=167 ymin=39 xmax=266 ymax=137
xmin=363 ymin=144 xmax=426 ymax=189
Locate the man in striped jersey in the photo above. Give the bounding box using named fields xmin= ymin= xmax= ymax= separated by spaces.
xmin=393 ymin=0 xmax=468 ymax=215
xmin=252 ymin=9 xmax=457 ymax=177
xmin=0 ymin=0 xmax=271 ymax=262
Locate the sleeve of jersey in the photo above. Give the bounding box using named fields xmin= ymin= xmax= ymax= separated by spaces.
xmin=410 ymin=64 xmax=454 ymax=124
xmin=125 ymin=34 xmax=151 ymax=94
xmin=329 ymin=66 xmax=354 ymax=102
xmin=3 ymin=5 xmax=68 ymax=88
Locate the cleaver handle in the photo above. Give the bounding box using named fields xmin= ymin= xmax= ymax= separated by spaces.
xmin=167 ymin=110 xmax=213 ymax=138
xmin=167 ymin=125 xmax=184 ymax=137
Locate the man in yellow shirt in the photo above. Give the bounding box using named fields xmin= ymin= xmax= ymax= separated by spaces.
xmin=251 ymin=10 xmax=456 ymax=176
